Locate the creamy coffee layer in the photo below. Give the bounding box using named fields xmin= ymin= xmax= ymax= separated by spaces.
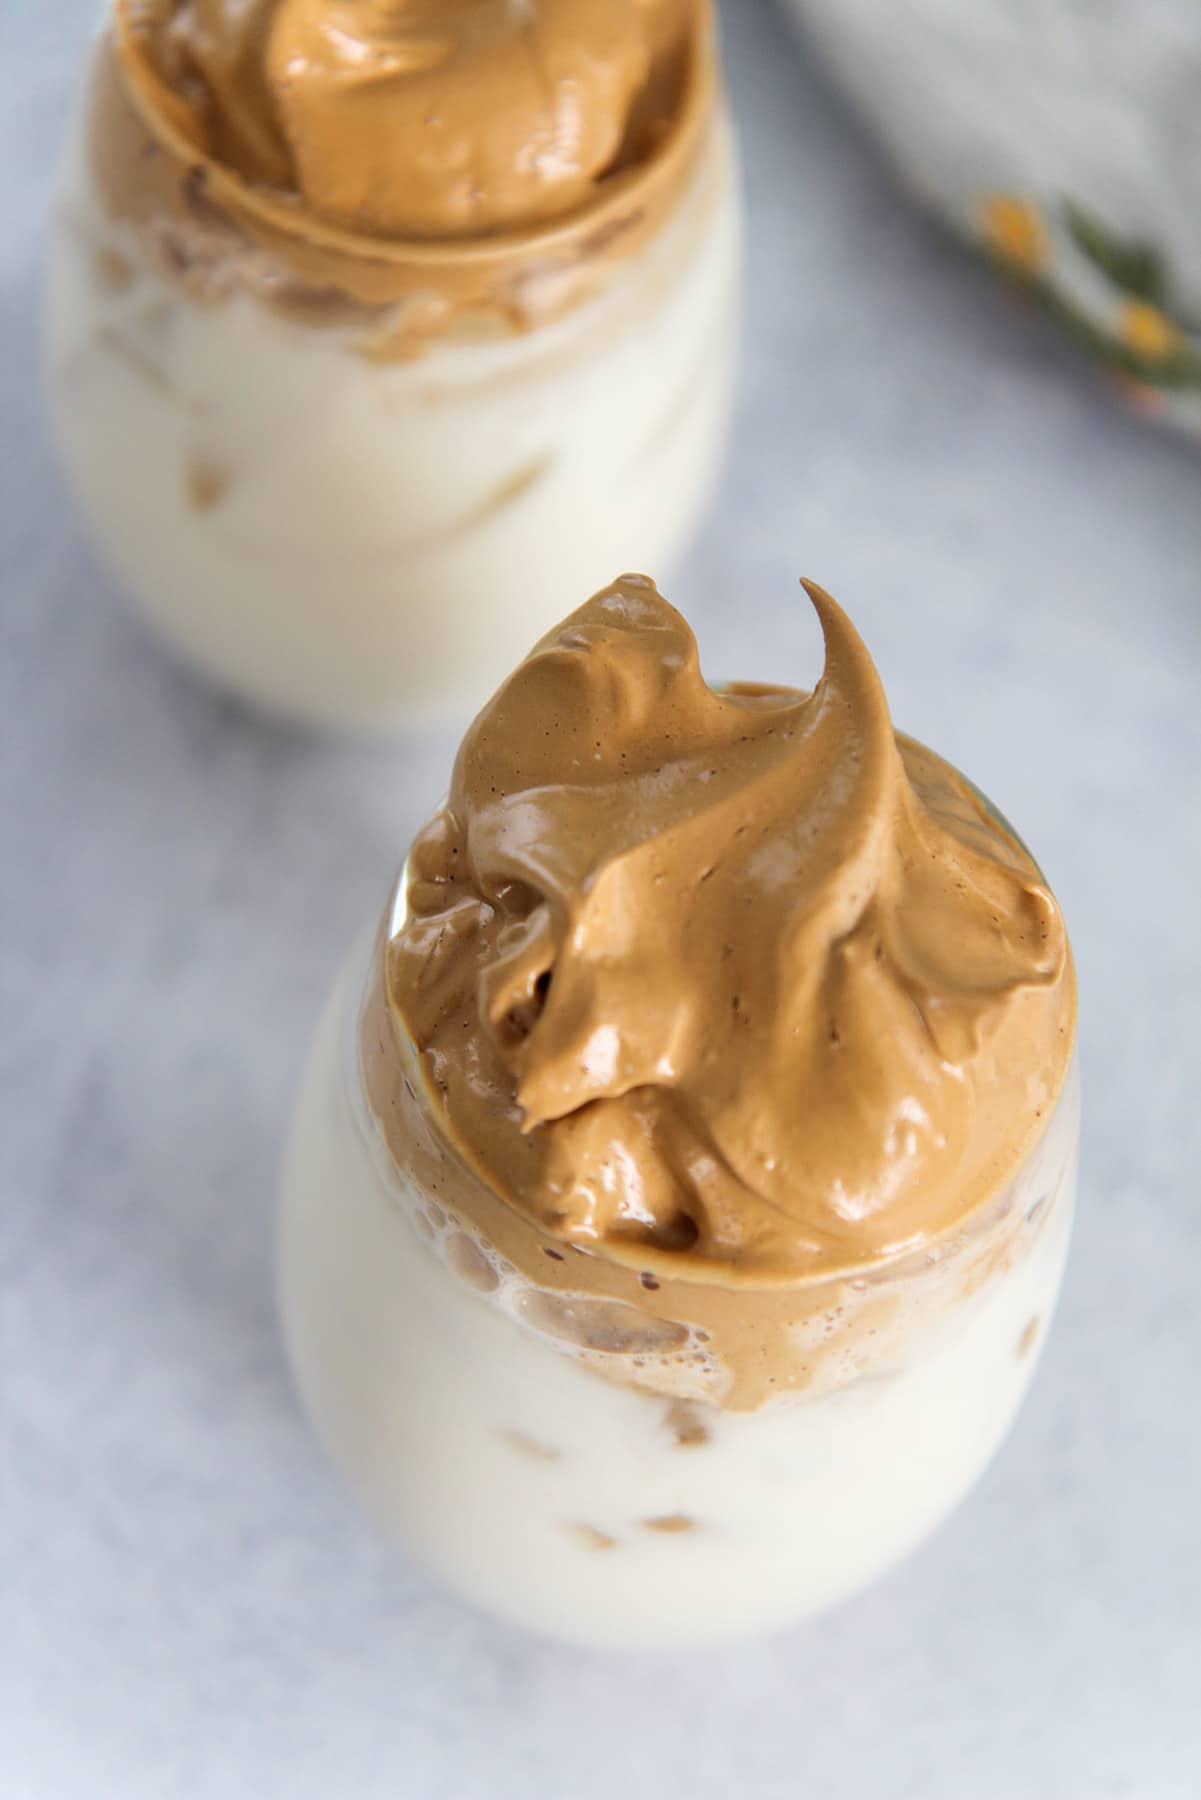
xmin=126 ymin=0 xmax=690 ymax=235
xmin=390 ymin=576 xmax=1075 ymax=1273
xmin=360 ymin=578 xmax=1076 ymax=1408
xmin=87 ymin=1 xmax=713 ymax=340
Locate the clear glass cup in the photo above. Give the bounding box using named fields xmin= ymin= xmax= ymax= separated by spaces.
xmin=44 ymin=3 xmax=740 ymax=729
xmin=279 ymin=861 xmax=1080 ymax=1651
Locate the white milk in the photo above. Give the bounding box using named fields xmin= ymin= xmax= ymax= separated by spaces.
xmin=279 ymin=948 xmax=1079 ymax=1650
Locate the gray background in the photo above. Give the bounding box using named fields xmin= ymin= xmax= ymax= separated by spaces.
xmin=4 ymin=4 xmax=1199 ymax=1796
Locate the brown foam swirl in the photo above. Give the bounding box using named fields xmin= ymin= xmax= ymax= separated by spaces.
xmin=112 ymin=0 xmax=696 ymax=232
xmin=388 ymin=576 xmax=1075 ymax=1284
xmin=265 ymin=0 xmax=665 ymax=237
xmin=86 ymin=2 xmax=715 ymax=341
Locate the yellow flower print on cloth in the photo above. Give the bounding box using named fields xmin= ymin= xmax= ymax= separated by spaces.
xmin=976 ymin=191 xmax=1201 ymax=434
xmin=980 ymin=196 xmax=1047 ymax=276
xmin=1117 ymin=300 xmax=1181 ymax=363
